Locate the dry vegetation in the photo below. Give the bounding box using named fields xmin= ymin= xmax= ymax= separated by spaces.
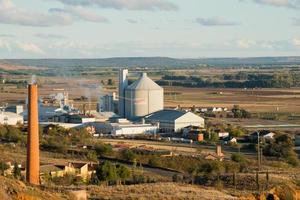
xmin=88 ymin=182 xmax=238 ymax=200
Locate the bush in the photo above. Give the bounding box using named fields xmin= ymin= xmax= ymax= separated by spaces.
xmin=94 ymin=143 xmax=112 ymax=156
xmin=121 ymin=149 xmax=136 ymax=162
xmin=148 ymin=157 xmax=161 ymax=167
xmin=87 ymin=150 xmax=98 ymax=162
xmin=231 ymin=153 xmax=246 ymax=163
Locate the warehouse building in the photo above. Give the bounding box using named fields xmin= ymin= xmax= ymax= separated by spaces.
xmin=95 ymin=118 xmax=158 ymax=136
xmin=145 ymin=109 xmax=205 ymax=133
xmin=0 ymin=111 xmax=24 ymax=125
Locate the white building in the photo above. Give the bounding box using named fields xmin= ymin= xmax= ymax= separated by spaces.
xmin=145 ymin=109 xmax=205 ymax=133
xmin=94 ymin=119 xmax=158 ymax=136
xmin=0 ymin=112 xmax=24 ymax=125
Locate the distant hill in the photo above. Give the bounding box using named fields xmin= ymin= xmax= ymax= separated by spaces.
xmin=1 ymin=56 xmax=300 ymax=68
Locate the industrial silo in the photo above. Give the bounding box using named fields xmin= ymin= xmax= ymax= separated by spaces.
xmin=125 ymin=72 xmax=163 ymax=119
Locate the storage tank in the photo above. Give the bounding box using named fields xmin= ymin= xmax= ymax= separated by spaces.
xmin=125 ymin=72 xmax=163 ymax=119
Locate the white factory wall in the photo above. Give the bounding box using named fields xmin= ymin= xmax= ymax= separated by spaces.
xmin=125 ymin=89 xmax=163 ymax=119
xmin=112 ymin=125 xmax=158 ymax=136
xmin=0 ymin=112 xmax=24 ymax=125
xmin=174 ymin=112 xmax=205 ymax=132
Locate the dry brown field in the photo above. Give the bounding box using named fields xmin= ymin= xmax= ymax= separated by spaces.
xmin=1 ymin=74 xmax=300 ymax=115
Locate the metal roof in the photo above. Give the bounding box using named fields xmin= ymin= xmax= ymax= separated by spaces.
xmin=126 ymin=72 xmax=162 ymax=91
xmin=145 ymin=109 xmax=187 ymax=121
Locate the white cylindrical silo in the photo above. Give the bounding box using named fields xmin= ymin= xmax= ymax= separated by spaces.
xmin=125 ymin=73 xmax=163 ymax=119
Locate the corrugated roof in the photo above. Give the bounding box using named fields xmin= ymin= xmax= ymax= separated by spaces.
xmin=126 ymin=73 xmax=162 ymax=91
xmin=145 ymin=109 xmax=186 ymax=121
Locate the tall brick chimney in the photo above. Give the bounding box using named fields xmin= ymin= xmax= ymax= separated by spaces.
xmin=26 ymin=83 xmax=40 ymax=185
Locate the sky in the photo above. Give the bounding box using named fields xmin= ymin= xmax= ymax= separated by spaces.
xmin=0 ymin=0 xmax=299 ymax=58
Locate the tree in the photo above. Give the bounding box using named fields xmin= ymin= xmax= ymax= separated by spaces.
xmin=87 ymin=150 xmax=98 ymax=162
xmin=263 ymin=134 xmax=299 ymax=166
xmin=90 ymin=172 xmax=100 ymax=185
xmin=0 ymin=162 xmax=9 ymax=175
xmin=94 ymin=143 xmax=112 ymax=156
xmin=121 ymin=149 xmax=136 ymax=162
xmin=13 ymin=162 xmax=21 ymax=179
xmin=96 ymin=161 xmax=118 ymax=184
xmin=107 ymin=79 xmax=113 ymax=85
xmin=116 ymin=164 xmax=130 ymax=185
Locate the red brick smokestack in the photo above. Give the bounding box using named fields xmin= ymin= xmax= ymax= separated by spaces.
xmin=26 ymin=83 xmax=40 ymax=185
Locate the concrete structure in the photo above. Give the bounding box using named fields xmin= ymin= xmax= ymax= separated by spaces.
xmin=145 ymin=109 xmax=205 ymax=133
xmin=125 ymin=72 xmax=164 ymax=120
xmin=40 ymin=162 xmax=96 ymax=181
xmin=0 ymin=111 xmax=23 ymax=125
xmin=5 ymin=105 xmax=24 ymax=115
xmin=118 ymin=69 xmax=164 ymax=120
xmin=26 ymin=83 xmax=40 ymax=185
xmin=218 ymin=132 xmax=229 ymax=139
xmin=95 ymin=119 xmax=158 ymax=136
xmin=118 ymin=69 xmax=128 ymax=118
xmin=99 ymin=93 xmax=115 ymax=112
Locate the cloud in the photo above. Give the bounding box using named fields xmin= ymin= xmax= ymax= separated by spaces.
xmin=49 ymin=6 xmax=108 ymax=23
xmin=0 ymin=0 xmax=108 ymax=26
xmin=48 ymin=0 xmax=178 ymax=11
xmin=245 ymin=0 xmax=300 ymax=9
xmin=196 ymin=17 xmax=239 ymax=26
xmin=17 ymin=42 xmax=45 ymax=54
xmin=35 ymin=33 xmax=67 ymax=39
xmin=236 ymin=39 xmax=257 ymax=48
xmin=0 ymin=0 xmax=74 ymax=26
xmin=0 ymin=33 xmax=15 ymax=37
xmin=291 ymin=38 xmax=300 ymax=46
xmin=127 ymin=19 xmax=139 ymax=24
xmin=292 ymin=17 xmax=300 ymax=25
xmin=0 ymin=38 xmax=12 ymax=51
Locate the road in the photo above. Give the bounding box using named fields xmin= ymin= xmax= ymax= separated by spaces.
xmin=97 ymin=138 xmax=256 ymax=157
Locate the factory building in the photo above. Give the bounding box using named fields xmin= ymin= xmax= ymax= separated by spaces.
xmin=99 ymin=93 xmax=116 ymax=112
xmin=118 ymin=69 xmax=164 ymax=120
xmin=95 ymin=118 xmax=158 ymax=136
xmin=5 ymin=105 xmax=24 ymax=115
xmin=145 ymin=109 xmax=205 ymax=133
xmin=0 ymin=111 xmax=24 ymax=125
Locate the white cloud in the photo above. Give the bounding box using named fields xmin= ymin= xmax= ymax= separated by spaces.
xmin=49 ymin=6 xmax=108 ymax=23
xmin=196 ymin=17 xmax=239 ymax=26
xmin=245 ymin=0 xmax=300 ymax=8
xmin=17 ymin=42 xmax=45 ymax=54
xmin=35 ymin=33 xmax=67 ymax=39
xmin=48 ymin=0 xmax=178 ymax=11
xmin=236 ymin=39 xmax=257 ymax=48
xmin=0 ymin=38 xmax=12 ymax=52
xmin=292 ymin=17 xmax=300 ymax=25
xmin=291 ymin=38 xmax=300 ymax=46
xmin=0 ymin=0 xmax=108 ymax=26
xmin=0 ymin=0 xmax=73 ymax=26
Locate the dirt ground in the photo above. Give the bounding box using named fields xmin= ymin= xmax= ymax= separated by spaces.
xmin=1 ymin=74 xmax=300 ymax=115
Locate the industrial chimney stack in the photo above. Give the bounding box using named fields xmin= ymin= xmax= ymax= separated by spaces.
xmin=26 ymin=83 xmax=40 ymax=185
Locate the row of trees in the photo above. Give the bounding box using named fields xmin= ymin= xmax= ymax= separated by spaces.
xmin=0 ymin=125 xmax=26 ymax=144
xmin=160 ymin=72 xmax=300 ymax=88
